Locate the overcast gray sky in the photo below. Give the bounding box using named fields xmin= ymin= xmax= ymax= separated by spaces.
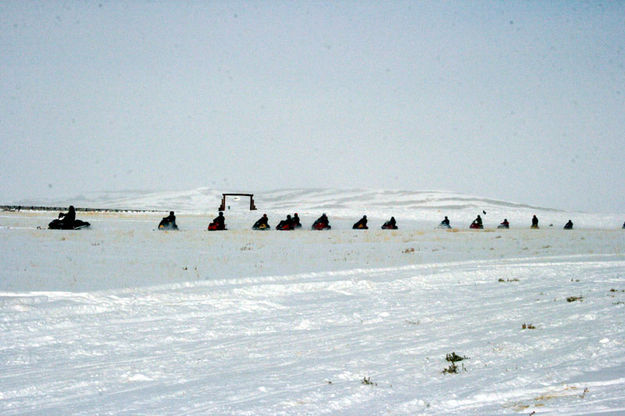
xmin=1 ymin=1 xmax=624 ymax=212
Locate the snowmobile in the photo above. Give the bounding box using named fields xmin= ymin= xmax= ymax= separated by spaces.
xmin=208 ymin=222 xmax=226 ymax=231
xmin=292 ymin=214 xmax=302 ymax=229
xmin=276 ymin=215 xmax=294 ymax=230
xmin=158 ymin=219 xmax=178 ymax=230
xmin=311 ymin=214 xmax=331 ymax=230
xmin=563 ymin=220 xmax=574 ymax=230
xmin=470 ymin=215 xmax=483 ymax=229
xmin=158 ymin=211 xmax=178 ymax=230
xmin=381 ymin=218 xmax=398 ymax=230
xmin=252 ymin=215 xmax=271 ymax=230
xmin=438 ymin=217 xmax=451 ymax=229
xmin=311 ymin=220 xmax=331 ymax=230
xmin=208 ymin=212 xmax=226 ymax=231
xmin=497 ymin=220 xmax=509 ymax=229
xmin=352 ymin=216 xmax=368 ymax=229
xmin=48 ymin=218 xmax=90 ymax=230
xmin=49 ymin=206 xmax=89 ymax=230
xmin=276 ymin=221 xmax=293 ymax=230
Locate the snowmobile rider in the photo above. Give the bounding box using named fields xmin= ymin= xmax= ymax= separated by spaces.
xmin=499 ymin=219 xmax=509 ymax=229
xmin=253 ymin=214 xmax=270 ymax=229
xmin=208 ymin=211 xmax=226 ymax=230
xmin=441 ymin=216 xmax=450 ymax=227
xmin=292 ymin=213 xmax=302 ymax=228
xmin=276 ymin=214 xmax=294 ymax=230
xmin=353 ymin=215 xmax=368 ymax=229
xmin=162 ymin=211 xmax=176 ymax=226
xmin=472 ymin=215 xmax=483 ymax=228
xmin=531 ymin=215 xmax=539 ymax=229
xmin=382 ymin=216 xmax=397 ymax=229
xmin=214 ymin=212 xmax=225 ymax=227
xmin=564 ymin=220 xmax=574 ymax=230
xmin=58 ymin=205 xmax=76 ymax=227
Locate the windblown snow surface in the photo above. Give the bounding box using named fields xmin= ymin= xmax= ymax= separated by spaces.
xmin=1 ymin=188 xmax=624 ymax=415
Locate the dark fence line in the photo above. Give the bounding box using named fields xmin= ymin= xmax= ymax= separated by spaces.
xmin=1 ymin=205 xmax=164 ymax=213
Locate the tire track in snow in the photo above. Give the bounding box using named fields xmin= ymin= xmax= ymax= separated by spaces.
xmin=1 ymin=256 xmax=625 ymax=415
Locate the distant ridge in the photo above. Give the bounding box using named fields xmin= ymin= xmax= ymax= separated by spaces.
xmin=0 ymin=205 xmax=163 ymax=213
xmin=259 ymin=188 xmax=561 ymax=213
xmin=5 ymin=187 xmax=559 ymax=214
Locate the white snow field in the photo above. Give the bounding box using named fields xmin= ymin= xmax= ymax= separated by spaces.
xmin=1 ymin=189 xmax=625 ymax=415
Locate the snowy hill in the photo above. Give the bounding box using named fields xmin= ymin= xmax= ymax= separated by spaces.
xmin=53 ymin=187 xmax=555 ymax=214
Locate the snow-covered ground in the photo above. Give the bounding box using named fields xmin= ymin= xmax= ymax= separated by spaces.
xmin=1 ymin=189 xmax=624 ymax=415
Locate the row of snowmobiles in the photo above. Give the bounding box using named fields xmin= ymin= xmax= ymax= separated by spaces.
xmin=160 ymin=212 xmax=399 ymax=232
xmin=254 ymin=213 xmax=398 ymax=231
xmin=159 ymin=211 xmax=228 ymax=231
xmin=351 ymin=215 xmax=398 ymax=230
xmin=440 ymin=214 xmax=579 ymax=230
xmin=48 ymin=206 xmax=625 ymax=232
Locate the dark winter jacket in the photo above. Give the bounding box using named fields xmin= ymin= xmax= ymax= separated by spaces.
xmin=59 ymin=206 xmax=76 ymax=225
xmin=213 ymin=213 xmax=225 ymax=227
